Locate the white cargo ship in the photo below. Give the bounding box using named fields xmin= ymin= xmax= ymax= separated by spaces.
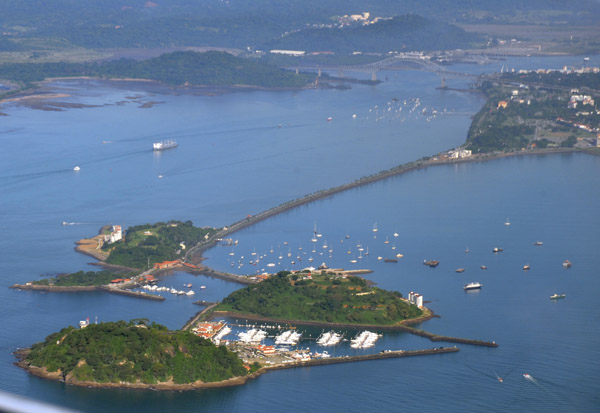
xmin=153 ymin=140 xmax=178 ymax=151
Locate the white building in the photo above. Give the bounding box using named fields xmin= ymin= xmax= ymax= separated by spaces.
xmin=106 ymin=225 xmax=122 ymax=244
xmin=408 ymin=291 xmax=424 ymax=307
xmin=448 ymin=149 xmax=472 ymax=159
xmin=270 ymin=50 xmax=305 ymax=56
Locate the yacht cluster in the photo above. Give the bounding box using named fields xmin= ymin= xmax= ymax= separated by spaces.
xmin=140 ymin=284 xmax=196 ymax=296
xmin=361 ymin=97 xmax=454 ymax=123
xmin=350 ymin=331 xmax=382 ymax=349
xmin=316 ymin=331 xmax=343 ymax=346
xmin=274 ymin=330 xmax=302 ymax=346
xmin=237 ymin=329 xmax=268 ymax=344
xmin=223 ymin=221 xmax=403 ymax=274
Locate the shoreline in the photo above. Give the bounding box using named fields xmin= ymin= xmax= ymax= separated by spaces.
xmin=0 ymin=76 xmax=320 ymax=107
xmin=14 ymin=346 xmax=459 ymax=391
xmin=9 ymin=283 xmax=165 ymax=301
xmin=209 ymin=307 xmax=436 ymax=331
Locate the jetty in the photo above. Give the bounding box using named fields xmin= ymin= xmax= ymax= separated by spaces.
xmin=182 ymin=302 xmax=219 ymax=331
xmin=400 ymin=326 xmax=498 ymax=347
xmin=264 ymin=347 xmax=460 ymax=371
xmin=98 ymin=286 xmax=165 ymax=301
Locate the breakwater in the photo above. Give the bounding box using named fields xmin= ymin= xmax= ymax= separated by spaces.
xmin=181 ymin=302 xmax=219 ymax=331
xmin=210 ymin=310 xmax=497 ymax=347
xmin=265 ymin=347 xmax=460 ymax=371
xmin=401 ymin=326 xmax=498 ymax=347
xmin=98 ymin=286 xmax=165 ymax=301
xmin=185 ymin=148 xmax=583 ymax=266
xmin=10 ymin=283 xmax=165 ymax=301
xmin=199 ymin=267 xmax=256 ymax=285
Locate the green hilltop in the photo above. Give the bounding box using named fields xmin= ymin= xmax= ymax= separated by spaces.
xmin=217 ymin=271 xmax=423 ymax=325
xmin=23 ymin=320 xmax=249 ymax=385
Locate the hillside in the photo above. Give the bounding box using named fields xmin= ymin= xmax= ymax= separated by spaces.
xmin=0 ymin=1 xmax=598 ymax=52
xmin=20 ymin=320 xmax=248 ymax=385
xmin=217 ymin=271 xmax=423 ymax=325
xmin=266 ymin=15 xmax=484 ymax=54
xmin=103 ymin=220 xmax=217 ymax=269
xmin=466 ymin=71 xmax=600 ymax=153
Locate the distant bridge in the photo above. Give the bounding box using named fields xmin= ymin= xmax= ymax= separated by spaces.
xmin=286 ymin=55 xmax=481 ymax=87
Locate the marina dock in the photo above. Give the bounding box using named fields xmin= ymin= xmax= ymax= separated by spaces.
xmin=260 ymin=346 xmax=460 ymax=371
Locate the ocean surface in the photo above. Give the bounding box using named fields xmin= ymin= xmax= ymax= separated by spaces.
xmin=0 ymin=54 xmax=599 ymax=412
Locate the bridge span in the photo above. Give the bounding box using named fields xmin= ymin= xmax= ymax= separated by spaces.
xmin=286 ymin=55 xmax=481 ymax=87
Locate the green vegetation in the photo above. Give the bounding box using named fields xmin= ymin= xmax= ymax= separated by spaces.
xmin=1 ymin=1 xmax=597 ymax=53
xmin=0 ymin=51 xmax=314 ymax=88
xmin=267 ymin=15 xmax=483 ymax=54
xmin=105 ymin=220 xmax=217 ymax=269
xmin=32 ymin=270 xmax=132 ymax=287
xmin=25 ymin=320 xmax=247 ymax=384
xmin=217 ymin=271 xmax=422 ymax=325
xmin=467 ymin=72 xmax=600 ymax=153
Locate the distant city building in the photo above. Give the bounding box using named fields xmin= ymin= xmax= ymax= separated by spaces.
xmin=497 ymin=100 xmax=508 ymax=109
xmin=270 ymin=50 xmax=305 ymax=56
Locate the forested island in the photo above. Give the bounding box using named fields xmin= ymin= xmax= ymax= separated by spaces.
xmin=0 ymin=51 xmax=314 ymax=91
xmin=31 ymin=270 xmax=132 ymax=287
xmin=101 ymin=220 xmax=216 ymax=269
xmin=215 ymin=271 xmax=424 ymax=326
xmin=466 ymin=71 xmax=600 ymax=153
xmin=16 ymin=320 xmax=253 ymax=389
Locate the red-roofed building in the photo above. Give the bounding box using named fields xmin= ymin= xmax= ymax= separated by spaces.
xmin=153 ymin=260 xmax=181 ymax=270
xmin=256 ymin=345 xmax=276 ymax=356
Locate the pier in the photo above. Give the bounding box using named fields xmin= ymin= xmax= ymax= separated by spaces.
xmin=259 ymin=347 xmax=460 ymax=372
xmin=98 ymin=286 xmax=165 ymax=301
xmin=181 ymin=302 xmax=219 ymax=331
xmin=401 ymin=326 xmax=498 ymax=347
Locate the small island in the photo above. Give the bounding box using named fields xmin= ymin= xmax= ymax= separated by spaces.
xmin=214 ymin=271 xmax=427 ymax=327
xmin=12 ymin=220 xmax=222 ymax=299
xmin=15 ymin=319 xmax=255 ymax=390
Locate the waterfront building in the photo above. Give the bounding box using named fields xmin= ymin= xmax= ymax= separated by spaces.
xmin=104 ymin=225 xmax=122 ymax=244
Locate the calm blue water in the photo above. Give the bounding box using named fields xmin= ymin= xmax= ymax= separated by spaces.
xmin=0 ymin=54 xmax=599 ymax=412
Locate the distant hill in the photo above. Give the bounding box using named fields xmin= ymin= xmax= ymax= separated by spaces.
xmin=0 ymin=0 xmax=598 ymax=52
xmin=0 ymin=51 xmax=313 ymax=88
xmin=265 ymin=15 xmax=484 ymax=53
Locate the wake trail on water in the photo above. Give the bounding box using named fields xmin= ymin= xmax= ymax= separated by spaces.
xmin=61 ymin=222 xmax=103 ymax=226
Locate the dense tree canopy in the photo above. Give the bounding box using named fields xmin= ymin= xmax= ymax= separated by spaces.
xmin=26 ymin=320 xmax=247 ymax=384
xmin=218 ymin=271 xmax=422 ymax=325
